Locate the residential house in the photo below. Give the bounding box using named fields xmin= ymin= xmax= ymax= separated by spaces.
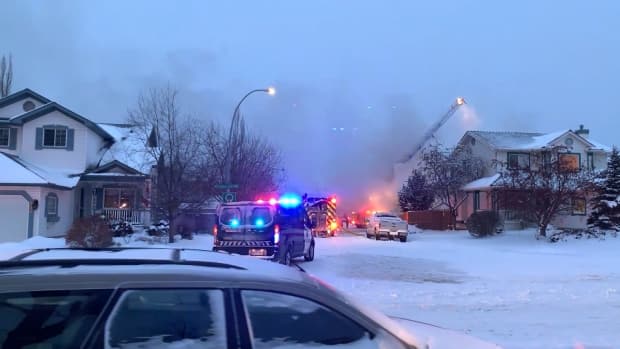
xmin=0 ymin=89 xmax=154 ymax=243
xmin=457 ymin=126 xmax=610 ymax=230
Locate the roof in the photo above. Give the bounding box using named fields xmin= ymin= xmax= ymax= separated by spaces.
xmin=461 ymin=174 xmax=501 ymax=191
xmin=98 ymin=123 xmax=155 ymax=174
xmin=465 ymin=130 xmax=609 ymax=152
xmin=0 ymin=153 xmax=79 ymax=188
xmin=0 ymin=248 xmax=310 ymax=291
xmin=0 ymin=88 xmax=51 ymax=109
xmin=10 ymin=102 xmax=113 ymax=141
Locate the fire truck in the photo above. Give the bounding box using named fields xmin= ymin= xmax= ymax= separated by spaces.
xmin=304 ymin=196 xmax=338 ymax=237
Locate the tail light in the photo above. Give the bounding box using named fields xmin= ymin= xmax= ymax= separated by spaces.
xmin=330 ymin=222 xmax=338 ymax=230
xmin=274 ymin=224 xmax=280 ymax=244
xmin=213 ymin=225 xmax=218 ymax=237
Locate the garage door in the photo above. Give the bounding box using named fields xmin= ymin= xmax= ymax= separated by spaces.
xmin=0 ymin=195 xmax=30 ymax=242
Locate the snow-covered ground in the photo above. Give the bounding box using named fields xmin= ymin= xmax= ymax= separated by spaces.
xmin=1 ymin=230 xmax=619 ymax=348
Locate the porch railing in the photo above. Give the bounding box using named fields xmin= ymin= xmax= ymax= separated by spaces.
xmin=102 ymin=208 xmax=151 ymax=226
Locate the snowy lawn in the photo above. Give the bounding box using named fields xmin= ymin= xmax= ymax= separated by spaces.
xmin=1 ymin=229 xmax=619 ymax=348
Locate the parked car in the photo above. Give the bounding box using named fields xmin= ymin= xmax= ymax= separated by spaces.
xmin=366 ymin=212 xmax=409 ymax=242
xmin=213 ymin=197 xmax=315 ymax=265
xmin=0 ymin=247 xmax=500 ymax=349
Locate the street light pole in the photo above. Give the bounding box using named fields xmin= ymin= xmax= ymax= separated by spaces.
xmin=224 ymin=87 xmax=276 ymax=185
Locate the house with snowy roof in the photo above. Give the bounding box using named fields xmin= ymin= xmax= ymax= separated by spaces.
xmin=456 ymin=126 xmax=611 ymax=230
xmin=0 ymin=89 xmax=154 ymax=242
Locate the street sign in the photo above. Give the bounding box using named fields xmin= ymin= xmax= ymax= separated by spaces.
xmin=223 ymin=192 xmax=236 ymax=202
xmin=215 ymin=183 xmax=239 ymax=189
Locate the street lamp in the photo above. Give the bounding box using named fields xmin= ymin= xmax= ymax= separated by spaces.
xmin=224 ymin=87 xmax=276 ymax=185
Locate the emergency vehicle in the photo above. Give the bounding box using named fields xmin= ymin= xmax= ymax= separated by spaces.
xmin=304 ymin=196 xmax=338 ymax=237
xmin=212 ymin=195 xmax=315 ymax=265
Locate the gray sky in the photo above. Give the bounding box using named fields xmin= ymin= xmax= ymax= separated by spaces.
xmin=2 ymin=0 xmax=619 ymax=210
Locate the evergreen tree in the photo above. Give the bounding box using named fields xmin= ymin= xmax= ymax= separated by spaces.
xmin=588 ymin=147 xmax=620 ymax=231
xmin=398 ymin=170 xmax=434 ymax=212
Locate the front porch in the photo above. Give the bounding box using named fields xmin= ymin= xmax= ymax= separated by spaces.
xmin=76 ymin=171 xmax=152 ymax=226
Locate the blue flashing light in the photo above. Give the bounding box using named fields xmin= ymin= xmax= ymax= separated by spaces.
xmin=255 ymin=218 xmax=264 ymax=226
xmin=279 ymin=195 xmax=301 ymax=208
xmin=230 ymin=219 xmax=240 ymax=227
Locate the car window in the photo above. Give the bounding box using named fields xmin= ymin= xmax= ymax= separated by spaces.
xmin=249 ymin=207 xmax=272 ymax=226
xmin=0 ymin=289 xmax=111 ymax=349
xmin=221 ymin=207 xmax=242 ymax=225
xmin=105 ymin=289 xmax=226 ymax=349
xmin=241 ymin=290 xmax=377 ymax=348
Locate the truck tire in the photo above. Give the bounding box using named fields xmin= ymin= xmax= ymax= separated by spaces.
xmin=279 ymin=243 xmax=292 ymax=266
xmin=399 ymin=236 xmax=407 ymax=243
xmin=304 ymin=242 xmax=315 ymax=261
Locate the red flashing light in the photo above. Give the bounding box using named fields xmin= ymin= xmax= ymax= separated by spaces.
xmin=274 ymin=224 xmax=280 ymax=244
xmin=330 ymin=221 xmax=338 ymax=230
xmin=330 ymin=197 xmax=337 ymax=204
xmin=269 ymin=198 xmax=277 ymax=205
xmin=257 ymin=199 xmax=265 ymax=204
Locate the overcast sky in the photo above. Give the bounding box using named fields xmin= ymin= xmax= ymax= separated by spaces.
xmin=2 ymin=0 xmax=619 ymax=210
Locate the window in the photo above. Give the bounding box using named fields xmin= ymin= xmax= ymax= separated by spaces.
xmin=587 ymin=152 xmax=594 ymax=170
xmin=22 ymin=100 xmax=36 ymax=112
xmin=249 ymin=207 xmax=273 ymax=226
xmin=43 ymin=127 xmax=67 ymax=147
xmin=0 ymin=289 xmax=111 ymax=348
xmin=45 ymin=193 xmax=59 ymax=222
xmin=473 ymin=191 xmax=480 ymax=211
xmin=241 ymin=290 xmax=374 ymax=349
xmin=572 ymin=198 xmax=587 ymax=216
xmin=559 ymin=153 xmax=581 ymax=171
xmin=104 ymin=188 xmax=135 ymax=209
xmin=541 ymin=151 xmax=552 ymax=168
xmin=105 ymin=289 xmax=226 ymax=349
xmin=0 ymin=128 xmax=9 ymax=147
xmin=220 ymin=207 xmax=242 ymax=225
xmin=507 ymin=152 xmax=530 ymax=169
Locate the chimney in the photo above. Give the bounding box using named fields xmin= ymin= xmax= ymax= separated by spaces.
xmin=575 ymin=124 xmax=589 ymax=139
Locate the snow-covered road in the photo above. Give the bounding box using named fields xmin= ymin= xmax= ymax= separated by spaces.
xmin=1 ymin=230 xmax=619 ymax=348
xmin=304 ymin=230 xmax=620 ymax=349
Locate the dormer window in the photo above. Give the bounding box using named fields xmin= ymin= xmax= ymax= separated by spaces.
xmin=43 ymin=127 xmax=67 ymax=148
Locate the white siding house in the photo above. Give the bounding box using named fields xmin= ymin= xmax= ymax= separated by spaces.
xmin=0 ymin=89 xmax=154 ymax=242
xmin=456 ymin=127 xmax=610 ymax=230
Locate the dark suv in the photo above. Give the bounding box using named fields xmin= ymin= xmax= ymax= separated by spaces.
xmin=213 ymin=199 xmax=315 ymax=265
xmin=0 ymin=247 xmax=423 ymax=349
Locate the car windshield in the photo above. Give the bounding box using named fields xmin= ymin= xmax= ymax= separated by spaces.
xmin=376 ymin=213 xmax=397 ymax=218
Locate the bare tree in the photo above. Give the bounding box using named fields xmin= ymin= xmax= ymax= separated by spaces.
xmin=0 ymin=54 xmax=13 ymax=97
xmin=200 ymin=121 xmax=284 ymax=201
xmin=128 ymin=85 xmax=205 ymax=243
xmin=497 ymin=147 xmax=595 ymax=237
xmin=421 ymin=144 xmax=485 ymax=226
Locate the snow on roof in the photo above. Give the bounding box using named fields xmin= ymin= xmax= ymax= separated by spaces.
xmin=0 ymin=153 xmax=79 ymax=188
xmin=468 ymin=130 xmax=609 ymax=151
xmin=0 ymin=153 xmax=47 ymax=185
xmin=98 ymin=123 xmax=155 ymax=174
xmin=461 ymin=174 xmax=501 ymax=191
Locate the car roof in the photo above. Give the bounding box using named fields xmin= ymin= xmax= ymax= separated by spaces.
xmin=0 ymin=247 xmax=314 ymax=292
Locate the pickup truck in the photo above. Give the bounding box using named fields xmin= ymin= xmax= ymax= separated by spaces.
xmin=366 ymin=212 xmax=409 ymax=242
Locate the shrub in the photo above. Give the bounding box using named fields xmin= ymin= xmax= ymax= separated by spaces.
xmin=66 ymin=216 xmax=113 ymax=248
xmin=467 ymin=210 xmax=501 ymax=238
